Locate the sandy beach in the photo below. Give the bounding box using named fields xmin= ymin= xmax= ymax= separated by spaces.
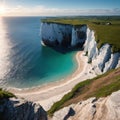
xmin=8 ymin=51 xmax=96 ymax=110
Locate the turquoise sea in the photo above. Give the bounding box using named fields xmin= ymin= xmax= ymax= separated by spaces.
xmin=0 ymin=17 xmax=77 ymax=88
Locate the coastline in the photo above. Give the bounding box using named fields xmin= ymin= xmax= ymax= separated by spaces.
xmin=8 ymin=51 xmax=96 ymax=110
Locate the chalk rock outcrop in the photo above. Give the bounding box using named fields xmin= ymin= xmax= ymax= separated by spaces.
xmin=71 ymin=25 xmax=87 ymax=47
xmin=84 ymin=28 xmax=120 ymax=74
xmin=52 ymin=90 xmax=120 ymax=120
xmin=41 ymin=22 xmax=120 ymax=74
xmin=41 ymin=22 xmax=87 ymax=48
xmin=104 ymin=52 xmax=120 ymax=72
xmin=0 ymin=97 xmax=47 ymax=120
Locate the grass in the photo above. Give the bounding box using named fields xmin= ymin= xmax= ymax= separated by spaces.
xmin=0 ymin=88 xmax=15 ymax=100
xmin=48 ymin=68 xmax=120 ymax=116
xmin=88 ymin=21 xmax=120 ymax=52
xmin=42 ymin=16 xmax=120 ymax=52
xmin=93 ymin=76 xmax=120 ymax=98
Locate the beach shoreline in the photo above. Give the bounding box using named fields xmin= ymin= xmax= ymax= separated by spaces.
xmin=8 ymin=51 xmax=96 ymax=110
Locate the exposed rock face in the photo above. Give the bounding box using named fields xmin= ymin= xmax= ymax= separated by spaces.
xmin=92 ymin=44 xmax=112 ymax=73
xmin=84 ymin=28 xmax=120 ymax=74
xmin=84 ymin=28 xmax=98 ymax=62
xmin=116 ymin=59 xmax=120 ymax=68
xmin=41 ymin=23 xmax=72 ymax=48
xmin=52 ymin=90 xmax=120 ymax=120
xmin=104 ymin=52 xmax=120 ymax=72
xmin=41 ymin=23 xmax=120 ymax=73
xmin=0 ymin=98 xmax=47 ymax=120
xmin=40 ymin=22 xmax=87 ymax=48
xmin=71 ymin=25 xmax=87 ymax=47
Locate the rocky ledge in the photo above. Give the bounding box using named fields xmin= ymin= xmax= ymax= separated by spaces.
xmin=0 ymin=97 xmax=47 ymax=120
xmin=52 ymin=90 xmax=120 ymax=120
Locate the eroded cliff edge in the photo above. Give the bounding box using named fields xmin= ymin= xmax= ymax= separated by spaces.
xmin=52 ymin=90 xmax=120 ymax=120
xmin=40 ymin=22 xmax=87 ymax=48
xmin=0 ymin=97 xmax=47 ymax=120
xmin=40 ymin=22 xmax=120 ymax=74
xmin=84 ymin=27 xmax=120 ymax=74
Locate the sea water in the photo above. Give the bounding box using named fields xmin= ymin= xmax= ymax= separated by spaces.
xmin=0 ymin=17 xmax=77 ymax=88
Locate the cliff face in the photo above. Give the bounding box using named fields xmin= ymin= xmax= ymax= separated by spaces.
xmin=0 ymin=98 xmax=47 ymax=120
xmin=52 ymin=90 xmax=120 ymax=120
xmin=84 ymin=28 xmax=120 ymax=74
xmin=71 ymin=25 xmax=87 ymax=47
xmin=41 ymin=22 xmax=87 ymax=48
xmin=41 ymin=23 xmax=120 ymax=74
xmin=41 ymin=23 xmax=72 ymax=47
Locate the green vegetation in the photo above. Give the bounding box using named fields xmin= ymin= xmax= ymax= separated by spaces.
xmin=48 ymin=68 xmax=120 ymax=116
xmin=42 ymin=16 xmax=120 ymax=52
xmin=93 ymin=76 xmax=120 ymax=98
xmin=0 ymin=88 xmax=15 ymax=100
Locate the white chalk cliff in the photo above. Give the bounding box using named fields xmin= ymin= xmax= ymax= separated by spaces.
xmin=41 ymin=23 xmax=72 ymax=46
xmin=84 ymin=28 xmax=120 ymax=74
xmin=52 ymin=90 xmax=120 ymax=120
xmin=41 ymin=22 xmax=87 ymax=47
xmin=71 ymin=25 xmax=87 ymax=46
xmin=41 ymin=22 xmax=120 ymax=74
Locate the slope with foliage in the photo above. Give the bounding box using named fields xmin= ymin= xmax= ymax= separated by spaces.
xmin=48 ymin=68 xmax=120 ymax=116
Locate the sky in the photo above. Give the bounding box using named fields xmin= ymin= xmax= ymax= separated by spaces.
xmin=0 ymin=0 xmax=120 ymax=16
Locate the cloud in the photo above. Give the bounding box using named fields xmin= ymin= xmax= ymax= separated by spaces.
xmin=4 ymin=5 xmax=120 ymax=16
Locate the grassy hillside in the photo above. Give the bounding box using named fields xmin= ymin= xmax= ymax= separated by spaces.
xmin=48 ymin=68 xmax=120 ymax=116
xmin=42 ymin=16 xmax=120 ymax=52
